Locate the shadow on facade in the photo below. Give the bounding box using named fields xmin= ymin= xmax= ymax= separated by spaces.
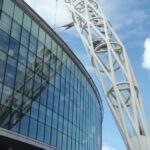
xmin=0 ymin=135 xmax=44 ymax=150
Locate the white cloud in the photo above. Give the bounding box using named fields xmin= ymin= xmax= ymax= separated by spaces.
xmin=100 ymin=0 xmax=148 ymax=41
xmin=102 ymin=145 xmax=116 ymax=150
xmin=142 ymin=38 xmax=150 ymax=70
xmin=24 ymin=0 xmax=72 ymax=27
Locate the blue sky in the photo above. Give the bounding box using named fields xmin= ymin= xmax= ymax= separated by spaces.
xmin=25 ymin=0 xmax=150 ymax=149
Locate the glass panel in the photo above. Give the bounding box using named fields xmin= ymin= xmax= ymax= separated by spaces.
xmin=72 ymin=139 xmax=75 ymax=150
xmin=0 ymin=51 xmax=7 ymax=82
xmin=50 ymin=55 xmax=56 ymax=70
xmin=15 ymin=63 xmax=25 ymax=87
xmin=12 ymin=91 xmax=22 ymax=113
xmin=21 ymin=28 xmax=30 ymax=48
xmin=52 ymin=112 xmax=58 ymax=129
xmin=31 ymin=102 xmax=39 ymax=119
xmin=57 ymin=46 xmax=62 ymax=60
xmin=20 ymin=115 xmax=29 ymax=136
xmin=0 ymin=83 xmax=2 ymax=100
xmin=47 ymin=84 xmax=54 ymax=109
xmin=46 ymin=109 xmax=52 ymax=126
xmin=59 ymin=94 xmax=64 ymax=117
xmin=37 ymin=41 xmax=44 ymax=58
xmin=61 ymin=64 xmax=66 ymax=78
xmin=32 ymin=75 xmax=41 ymax=94
xmin=60 ymin=77 xmax=65 ymax=94
xmin=29 ymin=35 xmax=37 ymax=53
xmin=39 ymin=28 xmax=45 ymax=44
xmin=68 ymin=122 xmax=72 ymax=137
xmin=57 ymin=131 xmax=62 ymax=149
xmin=27 ymin=52 xmax=36 ymax=69
xmin=67 ymin=57 xmax=71 ymax=69
xmin=0 ymin=0 xmax=3 ymax=10
xmin=40 ymin=89 xmax=47 ymax=106
xmin=14 ymin=5 xmax=23 ymax=24
xmin=43 ymin=62 xmax=50 ymax=80
xmin=1 ymin=85 xmax=13 ymax=105
xmin=45 ymin=34 xmax=51 ymax=50
xmin=23 ymin=14 xmax=31 ymax=31
xmin=63 ymin=119 xmax=68 ymax=134
xmin=29 ymin=118 xmax=37 ymax=138
xmin=44 ymin=125 xmax=51 ymax=144
xmin=31 ymin=21 xmax=39 ymax=38
xmin=19 ymin=45 xmax=28 ymax=65
xmin=51 ymin=128 xmax=57 ymax=146
xmin=62 ymin=51 xmax=67 ymax=64
xmin=58 ymin=116 xmax=63 ymax=131
xmin=2 ymin=0 xmax=14 ymax=17
xmin=55 ymin=73 xmax=61 ymax=89
xmin=37 ymin=122 xmax=44 ymax=141
xmin=11 ymin=121 xmax=20 ymax=133
xmin=62 ymin=134 xmax=67 ymax=150
xmin=51 ymin=40 xmax=57 ymax=55
xmin=8 ymin=38 xmax=19 ymax=59
xmin=4 ymin=56 xmax=17 ymax=88
xmin=39 ymin=104 xmax=46 ymax=123
xmin=11 ymin=21 xmax=21 ymax=41
xmin=0 ymin=13 xmax=11 ymax=34
xmin=68 ymin=137 xmax=71 ymax=150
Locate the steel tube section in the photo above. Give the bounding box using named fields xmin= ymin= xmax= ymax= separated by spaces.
xmin=64 ymin=0 xmax=150 ymax=149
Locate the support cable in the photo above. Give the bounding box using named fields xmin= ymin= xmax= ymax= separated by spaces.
xmin=53 ymin=0 xmax=58 ymax=29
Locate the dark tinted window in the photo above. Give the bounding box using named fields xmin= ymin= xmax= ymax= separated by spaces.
xmin=0 ymin=29 xmax=9 ymax=52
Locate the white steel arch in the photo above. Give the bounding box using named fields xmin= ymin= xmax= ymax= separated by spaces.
xmin=63 ymin=0 xmax=150 ymax=149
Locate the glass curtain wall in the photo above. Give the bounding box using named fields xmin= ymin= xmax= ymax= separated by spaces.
xmin=0 ymin=0 xmax=103 ymax=150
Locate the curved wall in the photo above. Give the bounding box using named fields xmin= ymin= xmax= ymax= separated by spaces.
xmin=0 ymin=0 xmax=103 ymax=150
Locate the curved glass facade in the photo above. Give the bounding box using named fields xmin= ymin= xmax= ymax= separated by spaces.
xmin=0 ymin=0 xmax=103 ymax=150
